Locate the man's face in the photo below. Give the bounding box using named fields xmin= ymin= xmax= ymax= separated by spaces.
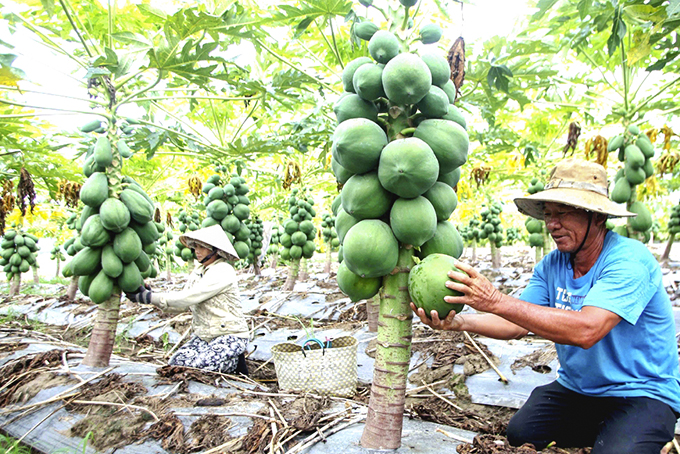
xmin=542 ymin=202 xmax=591 ymax=253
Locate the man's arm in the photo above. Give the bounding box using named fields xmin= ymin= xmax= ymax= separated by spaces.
xmin=411 ymin=305 xmax=529 ymax=340
xmin=444 ymin=261 xmax=622 ymax=349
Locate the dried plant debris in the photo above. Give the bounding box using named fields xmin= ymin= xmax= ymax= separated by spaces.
xmin=510 ymin=344 xmax=557 ymax=374
xmin=17 ymin=167 xmax=36 ymax=216
xmin=70 ymin=413 xmax=149 ymax=451
xmin=448 ymin=36 xmax=466 ymax=101
xmin=155 ymin=365 xmax=226 ymax=387
xmin=456 ymin=434 xmax=591 ymax=454
xmin=0 ymin=349 xmax=70 ymax=407
xmin=411 ymin=399 xmax=513 ymax=435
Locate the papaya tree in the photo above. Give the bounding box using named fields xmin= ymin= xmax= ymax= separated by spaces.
xmin=280 ymin=187 xmax=317 ymax=291
xmin=320 ymin=212 xmax=340 ymax=273
xmin=662 ymin=201 xmax=680 ymax=261
xmin=331 ymin=1 xmax=468 ymax=447
xmin=0 ymin=227 xmax=40 ymax=296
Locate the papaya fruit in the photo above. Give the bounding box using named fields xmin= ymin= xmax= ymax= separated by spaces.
xmin=333 ymin=118 xmax=388 ymax=174
xmin=81 ymin=215 xmax=111 ymax=248
xmin=423 ymin=182 xmax=458 ymax=221
xmin=117 ymin=139 xmax=133 ymax=158
xmin=336 ymin=261 xmax=381 ymax=302
xmin=378 ymin=137 xmax=439 ymax=198
xmin=118 ymin=261 xmax=143 ymax=293
xmin=80 ymin=172 xmax=109 ymax=207
xmin=419 ymin=24 xmax=442 ymax=44
xmin=130 ymin=220 xmax=160 ymax=245
xmin=89 ymin=270 xmax=114 ymax=304
xmin=413 ymin=119 xmax=469 ymax=174
xmin=409 ymin=253 xmax=465 ymax=319
xmin=442 ymin=104 xmax=467 ymax=130
xmin=529 ymin=232 xmax=545 ymax=247
xmin=355 ymin=21 xmax=379 ymax=41
xmin=624 ymin=162 xmax=646 ymax=185
xmin=438 ymin=167 xmax=461 ymax=188
xmin=80 ymin=120 xmax=102 ymax=133
xmin=341 ymin=171 xmax=394 ymax=220
xmin=69 ymin=247 xmax=102 ymax=276
xmin=341 ymin=57 xmax=372 ymax=93
xmin=352 ymin=63 xmax=386 ymax=101
xmin=78 ymin=273 xmax=96 ymax=297
xmin=390 ymin=196 xmax=437 ymax=247
xmin=120 ymin=189 xmax=154 ymax=224
xmin=607 ymin=134 xmax=624 ymax=152
xmin=636 ymin=135 xmax=654 ymax=159
xmin=335 ymin=208 xmax=360 ymax=243
xmin=101 ymin=244 xmax=124 ymax=278
xmin=416 ymin=86 xmax=450 ymax=118
xmin=382 ymin=53 xmax=432 ymax=106
xmin=419 ymin=221 xmax=464 ymax=259
xmin=113 ymin=227 xmax=143 ymax=263
xmin=342 ymin=219 xmax=399 ymax=278
xmin=421 ymin=54 xmax=451 ymax=87
xmin=333 ymin=93 xmax=378 ymax=124
xmin=628 ymin=201 xmax=652 ymax=232
xmin=610 ymin=177 xmax=632 ymax=204
xmin=624 ymin=144 xmax=645 ymax=169
xmin=99 ymin=198 xmax=131 ymax=233
xmin=368 ymin=30 xmax=400 ymax=64
xmin=94 ymin=135 xmax=113 ymax=168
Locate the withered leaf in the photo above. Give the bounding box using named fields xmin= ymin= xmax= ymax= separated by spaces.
xmin=448 ymin=36 xmax=466 ymax=102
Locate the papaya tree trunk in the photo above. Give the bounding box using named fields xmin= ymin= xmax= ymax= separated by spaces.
xmin=471 ymin=238 xmax=477 ymax=262
xmin=535 ymin=246 xmax=542 ymax=264
xmin=270 ymin=252 xmax=279 ymax=269
xmin=662 ymin=233 xmax=675 ymax=262
xmin=324 ymin=247 xmax=332 ymax=274
xmin=166 ymin=253 xmax=172 ymax=280
xmin=298 ymin=258 xmax=309 ymax=281
xmin=9 ymin=274 xmax=21 ymax=296
xmin=542 ymin=226 xmax=552 ymax=255
xmin=367 ymin=293 xmax=380 ymax=333
xmin=66 ymin=275 xmax=78 ymax=301
xmin=254 ymin=261 xmax=261 ymax=276
xmin=32 ymin=265 xmax=39 ymax=284
xmin=490 ymin=243 xmax=501 ymax=269
xmin=55 ymin=258 xmax=61 ymax=279
xmin=361 ymin=246 xmax=414 ymax=450
xmin=82 ymin=288 xmax=121 ymax=367
xmin=283 ymin=258 xmax=300 ymax=291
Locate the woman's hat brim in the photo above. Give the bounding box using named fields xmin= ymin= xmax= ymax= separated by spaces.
xmin=514 ymin=187 xmax=636 ymax=220
xmin=180 ymin=224 xmax=240 ymax=261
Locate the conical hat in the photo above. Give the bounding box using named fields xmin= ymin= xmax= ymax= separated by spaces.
xmin=514 ymin=159 xmax=636 ymax=220
xmin=179 ymin=224 xmax=239 ymax=261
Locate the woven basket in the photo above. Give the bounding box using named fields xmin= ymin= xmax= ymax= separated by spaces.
xmin=271 ymin=336 xmax=358 ymax=397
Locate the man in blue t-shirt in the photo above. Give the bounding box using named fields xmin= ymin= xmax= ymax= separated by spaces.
xmin=411 ymin=159 xmax=680 ymax=454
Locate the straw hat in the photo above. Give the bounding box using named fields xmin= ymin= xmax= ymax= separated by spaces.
xmin=179 ymin=224 xmax=239 ymax=261
xmin=514 ymin=159 xmax=636 ymax=220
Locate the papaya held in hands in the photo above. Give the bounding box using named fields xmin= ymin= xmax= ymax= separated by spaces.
xmin=408 ymin=253 xmax=467 ymax=319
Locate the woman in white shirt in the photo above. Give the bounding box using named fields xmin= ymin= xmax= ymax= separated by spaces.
xmin=126 ymin=224 xmax=249 ymax=374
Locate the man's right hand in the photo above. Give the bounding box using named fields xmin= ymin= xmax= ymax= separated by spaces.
xmin=410 ymin=303 xmax=464 ymax=331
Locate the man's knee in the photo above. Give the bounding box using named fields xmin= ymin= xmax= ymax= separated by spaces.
xmin=506 ymin=411 xmax=540 ymax=448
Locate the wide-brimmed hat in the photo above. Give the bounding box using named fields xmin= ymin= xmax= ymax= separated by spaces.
xmin=514 ymin=159 xmax=636 ymax=220
xmin=180 ymin=224 xmax=239 ymax=261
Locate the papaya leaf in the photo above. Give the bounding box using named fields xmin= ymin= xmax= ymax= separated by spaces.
xmin=486 ymin=65 xmax=513 ymax=93
xmin=607 ymin=6 xmax=626 ymax=56
xmin=577 ymin=0 xmax=592 ymax=19
xmin=668 ymin=0 xmax=680 ymax=19
xmin=532 ymin=0 xmax=559 ymax=20
xmin=40 ymin=0 xmax=55 ymax=17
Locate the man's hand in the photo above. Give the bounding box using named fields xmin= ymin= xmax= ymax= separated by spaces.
xmin=410 ymin=303 xmax=465 ymax=331
xmin=125 ymin=285 xmax=153 ymax=304
xmin=444 ymin=260 xmax=504 ymax=313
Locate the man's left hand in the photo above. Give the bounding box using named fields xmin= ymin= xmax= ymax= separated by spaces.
xmin=444 ymin=260 xmax=504 ymax=313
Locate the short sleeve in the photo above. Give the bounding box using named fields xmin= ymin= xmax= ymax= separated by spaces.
xmin=519 ymin=259 xmax=551 ymax=307
xmin=582 ymin=259 xmax=653 ymax=325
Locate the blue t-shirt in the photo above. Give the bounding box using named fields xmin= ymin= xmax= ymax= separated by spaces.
xmin=520 ymin=230 xmax=680 ymax=412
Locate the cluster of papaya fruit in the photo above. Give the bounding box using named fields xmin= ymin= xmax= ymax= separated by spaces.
xmin=331 ymin=22 xmax=468 ymax=302
xmin=80 ymin=120 xmax=133 ymax=175
xmin=244 ymin=216 xmax=264 ymax=266
xmin=608 ymin=125 xmax=654 ymax=240
xmin=266 ymin=224 xmax=282 ymax=256
xmin=278 ymin=188 xmax=317 ymax=262
xmin=505 ymin=227 xmax=521 ymax=245
xmin=525 ymin=218 xmax=546 ymax=248
xmin=668 ymin=204 xmax=680 ymax=236
xmin=479 ymin=203 xmax=504 ymax=248
xmin=0 ymin=229 xmax=39 ymax=281
xmin=526 ymin=177 xmax=545 ymax=194
xmin=173 ymin=209 xmax=201 ymax=262
xmin=321 ymin=213 xmax=340 ymax=250
xmin=459 ymin=217 xmax=481 ymax=244
xmin=200 ymin=173 xmax=252 ymax=259
xmin=50 ymin=243 xmax=66 ymax=263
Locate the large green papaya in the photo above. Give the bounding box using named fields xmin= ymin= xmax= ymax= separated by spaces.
xmin=81 ymin=215 xmax=111 ymax=248
xmin=113 ymin=227 xmax=143 ymax=263
xmin=419 ymin=221 xmax=464 ymax=259
xmin=89 ymin=270 xmax=114 ymax=304
xmin=389 ymin=197 xmax=437 ymax=247
xmin=130 ymin=220 xmax=160 ymax=245
xmin=101 ymin=244 xmax=124 ymax=278
xmin=120 ymin=189 xmax=154 ymax=224
xmin=341 ymin=171 xmax=394 ymax=220
xmin=99 ymin=198 xmax=131 ymax=233
xmin=342 ymin=219 xmax=399 ymax=278
xmin=70 ymin=247 xmax=102 ymax=276
xmin=333 ymin=118 xmax=387 ymax=174
xmin=337 ymin=261 xmax=381 ymax=302
xmin=94 ymin=135 xmax=113 ymax=168
xmin=355 ymin=22 xmax=379 ymax=41
xmin=118 ymin=261 xmax=143 ymax=293
xmin=409 ymin=253 xmax=465 ymax=319
xmin=423 ymin=182 xmax=458 ymax=221
xmin=413 ymin=119 xmax=469 ymax=174
xmin=381 ymin=53 xmax=432 ymax=106
xmin=378 ymin=138 xmax=439 ymax=198
xmin=628 ymin=201 xmax=652 ymax=232
xmin=610 ymin=177 xmax=632 ymax=204
xmin=80 ymin=172 xmax=109 ymax=207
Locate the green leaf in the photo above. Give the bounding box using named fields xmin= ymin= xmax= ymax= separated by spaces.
xmin=40 ymin=0 xmax=55 ymax=17
xmin=607 ymin=6 xmax=626 ymax=56
xmin=577 ymin=0 xmax=592 ymax=19
xmin=487 ymin=65 xmax=513 ymax=93
xmin=532 ymin=0 xmax=559 ymax=20
xmin=83 ymin=67 xmax=111 ymax=79
xmin=668 ymin=0 xmax=680 ymax=19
